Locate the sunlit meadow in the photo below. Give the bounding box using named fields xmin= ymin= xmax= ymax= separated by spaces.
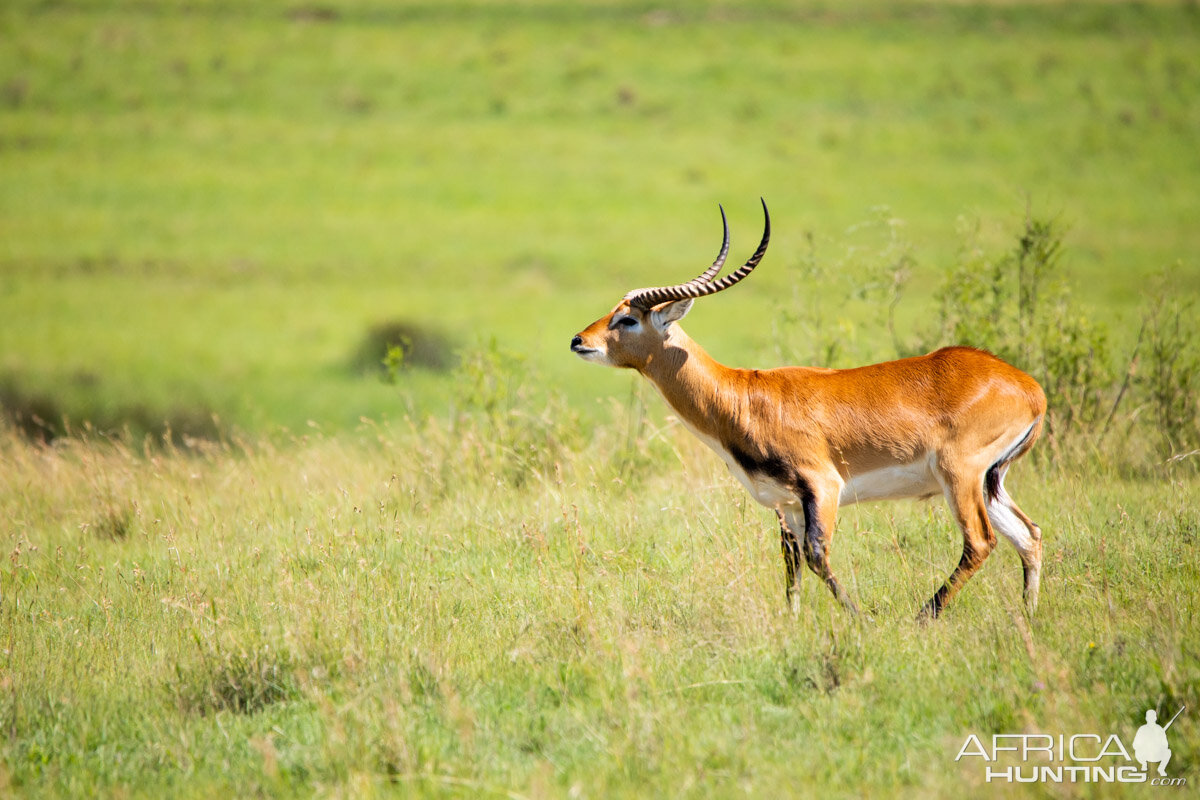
xmin=2 ymin=1 xmax=1198 ymax=796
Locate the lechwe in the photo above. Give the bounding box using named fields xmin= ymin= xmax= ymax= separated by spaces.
xmin=570 ymin=201 xmax=1046 ymax=618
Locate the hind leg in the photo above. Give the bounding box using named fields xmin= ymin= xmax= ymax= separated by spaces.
xmin=922 ymin=466 xmax=996 ymax=619
xmin=986 ymin=475 xmax=1043 ymax=612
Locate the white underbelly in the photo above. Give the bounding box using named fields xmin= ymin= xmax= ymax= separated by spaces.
xmin=838 ymin=458 xmax=941 ymax=506
xmin=670 ymin=408 xmax=941 ymax=510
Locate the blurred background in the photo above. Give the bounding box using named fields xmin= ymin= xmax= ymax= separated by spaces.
xmin=2 ymin=0 xmax=1197 ymax=440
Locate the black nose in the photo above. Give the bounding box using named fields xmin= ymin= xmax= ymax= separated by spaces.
xmin=570 ymin=335 xmax=583 ymax=351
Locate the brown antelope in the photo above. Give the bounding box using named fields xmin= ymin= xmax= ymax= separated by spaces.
xmin=570 ymin=201 xmax=1047 ymax=618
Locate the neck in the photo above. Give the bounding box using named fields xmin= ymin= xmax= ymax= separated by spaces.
xmin=640 ymin=326 xmax=740 ymax=433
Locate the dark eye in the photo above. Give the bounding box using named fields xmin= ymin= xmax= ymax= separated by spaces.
xmin=616 ymin=316 xmax=639 ymax=328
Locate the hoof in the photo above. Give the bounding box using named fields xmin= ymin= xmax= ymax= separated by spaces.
xmin=917 ymin=598 xmax=942 ymax=623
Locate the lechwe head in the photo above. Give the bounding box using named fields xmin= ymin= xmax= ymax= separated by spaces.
xmin=570 ymin=199 xmax=769 ymax=371
xmin=570 ymin=201 xmax=1047 ymax=620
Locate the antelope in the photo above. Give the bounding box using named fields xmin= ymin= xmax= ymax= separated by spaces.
xmin=570 ymin=201 xmax=1047 ymax=618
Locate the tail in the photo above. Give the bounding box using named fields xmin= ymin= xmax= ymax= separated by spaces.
xmin=984 ymin=416 xmax=1042 ymax=503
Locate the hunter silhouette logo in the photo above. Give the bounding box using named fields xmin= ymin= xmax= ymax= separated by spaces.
xmin=1133 ymin=706 xmax=1183 ymax=777
xmin=955 ymin=705 xmax=1187 ymax=785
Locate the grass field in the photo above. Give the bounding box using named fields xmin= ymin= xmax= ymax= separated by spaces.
xmin=2 ymin=0 xmax=1200 ymax=796
xmin=3 ymin=0 xmax=1199 ymax=432
xmin=3 ymin=419 xmax=1198 ymax=797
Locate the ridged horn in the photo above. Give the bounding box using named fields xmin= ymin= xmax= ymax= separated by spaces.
xmin=691 ymin=204 xmax=730 ymax=285
xmin=625 ymin=198 xmax=769 ymax=311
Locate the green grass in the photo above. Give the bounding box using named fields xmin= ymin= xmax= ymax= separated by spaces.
xmin=2 ymin=0 xmax=1200 ymax=796
xmin=2 ymin=416 xmax=1197 ymax=797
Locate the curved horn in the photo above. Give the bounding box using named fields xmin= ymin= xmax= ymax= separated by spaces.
xmin=691 ymin=203 xmax=730 ymax=285
xmin=624 ymin=206 xmax=728 ymax=310
xmin=625 ymin=198 xmax=770 ymax=310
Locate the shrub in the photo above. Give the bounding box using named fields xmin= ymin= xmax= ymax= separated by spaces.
xmin=350 ymin=319 xmax=456 ymax=379
xmin=1139 ymin=289 xmax=1200 ymax=462
xmin=0 ymin=378 xmax=61 ymax=442
xmin=0 ymin=373 xmax=221 ymax=446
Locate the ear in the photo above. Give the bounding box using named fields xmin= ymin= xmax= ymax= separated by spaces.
xmin=650 ymin=298 xmax=693 ymax=330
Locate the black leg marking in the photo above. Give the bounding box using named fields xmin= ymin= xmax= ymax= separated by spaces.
xmin=797 ymin=479 xmax=859 ymax=615
xmin=727 ymin=443 xmax=858 ymax=614
xmin=777 ymin=511 xmax=803 ymax=606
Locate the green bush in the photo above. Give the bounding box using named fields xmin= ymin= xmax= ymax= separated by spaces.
xmin=1140 ymin=289 xmax=1200 ymax=462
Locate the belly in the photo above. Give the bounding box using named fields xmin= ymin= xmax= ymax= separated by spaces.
xmin=673 ymin=410 xmax=942 ymax=510
xmin=838 ymin=458 xmax=941 ymax=506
